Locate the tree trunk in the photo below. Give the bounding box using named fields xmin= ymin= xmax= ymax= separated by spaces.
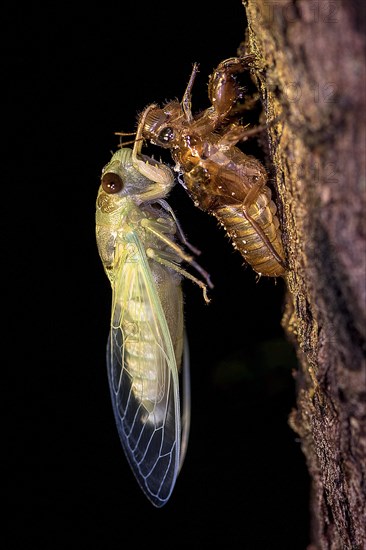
xmin=242 ymin=1 xmax=366 ymax=548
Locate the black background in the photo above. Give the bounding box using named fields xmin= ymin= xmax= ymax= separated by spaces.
xmin=5 ymin=2 xmax=310 ymax=548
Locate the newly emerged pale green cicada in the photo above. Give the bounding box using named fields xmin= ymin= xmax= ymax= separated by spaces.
xmin=96 ymin=128 xmax=212 ymax=507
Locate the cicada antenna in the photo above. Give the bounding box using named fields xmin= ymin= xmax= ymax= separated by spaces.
xmin=115 ymin=131 xmax=136 ymax=136
xmin=114 ymin=130 xmax=143 ymax=149
xmin=132 ymin=104 xmax=159 ymax=159
xmin=115 ymin=137 xmax=144 ymax=148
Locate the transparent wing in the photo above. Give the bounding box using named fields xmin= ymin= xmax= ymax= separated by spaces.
xmin=179 ymin=330 xmax=190 ymax=472
xmin=107 ymin=232 xmax=183 ymax=507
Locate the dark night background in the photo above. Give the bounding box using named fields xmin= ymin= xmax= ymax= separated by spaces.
xmin=5 ymin=2 xmax=310 ymax=548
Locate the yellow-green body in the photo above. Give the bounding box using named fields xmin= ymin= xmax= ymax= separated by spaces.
xmin=96 ymin=148 xmax=191 ymax=507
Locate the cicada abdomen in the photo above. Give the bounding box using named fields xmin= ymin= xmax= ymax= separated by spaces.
xmin=214 ymin=186 xmax=285 ymax=277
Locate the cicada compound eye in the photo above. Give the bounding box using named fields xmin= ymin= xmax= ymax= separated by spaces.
xmin=101 ymin=172 xmax=123 ymax=194
xmin=158 ymin=126 xmax=175 ymax=144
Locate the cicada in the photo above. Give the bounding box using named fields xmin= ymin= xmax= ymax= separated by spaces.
xmin=96 ymin=139 xmax=211 ymax=507
xmin=137 ymin=56 xmax=286 ymax=277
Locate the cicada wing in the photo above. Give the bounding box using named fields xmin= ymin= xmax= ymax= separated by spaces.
xmin=106 ymin=232 xmax=182 ymax=507
xmin=179 ymin=331 xmax=191 ymax=472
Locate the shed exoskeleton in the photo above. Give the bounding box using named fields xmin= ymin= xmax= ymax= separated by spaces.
xmin=137 ymin=56 xmax=286 ymax=277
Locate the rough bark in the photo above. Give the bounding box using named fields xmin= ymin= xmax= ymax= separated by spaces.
xmin=241 ymin=1 xmax=366 ymax=548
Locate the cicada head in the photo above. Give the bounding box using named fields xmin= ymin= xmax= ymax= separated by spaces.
xmin=100 ymin=148 xmax=174 ymax=204
xmin=139 ymin=102 xmax=184 ymax=150
xmin=101 ymin=148 xmax=136 ymax=196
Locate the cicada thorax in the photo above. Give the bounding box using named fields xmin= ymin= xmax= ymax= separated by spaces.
xmin=172 ymin=135 xmax=286 ymax=277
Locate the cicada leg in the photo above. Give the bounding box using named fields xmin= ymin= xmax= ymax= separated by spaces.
xmin=141 ymin=218 xmax=212 ymax=302
xmin=156 ymin=199 xmax=202 ymax=256
xmin=207 ymin=56 xmax=255 ymax=121
xmin=218 ymin=114 xmax=283 ymax=149
xmin=218 ymin=122 xmax=264 ymax=149
xmin=146 ymin=247 xmax=211 ymax=304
